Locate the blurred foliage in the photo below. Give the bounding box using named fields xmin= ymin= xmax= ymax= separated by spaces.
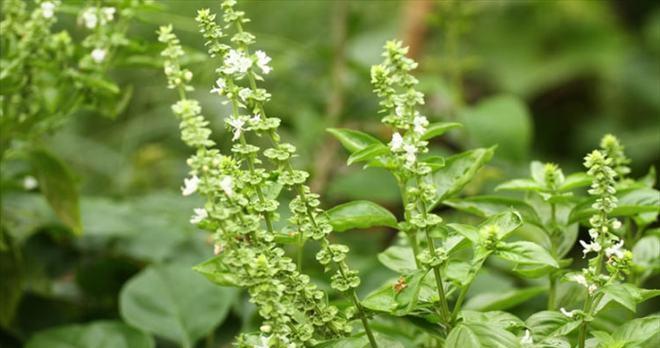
xmin=1 ymin=0 xmax=658 ymax=347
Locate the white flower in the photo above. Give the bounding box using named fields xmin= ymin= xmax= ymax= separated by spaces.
xmin=579 ymin=240 xmax=601 ymax=257
xmin=91 ymin=48 xmax=107 ymax=63
xmin=255 ymin=50 xmax=272 ymax=74
xmin=588 ymin=284 xmax=598 ymax=294
xmin=23 ymin=176 xmax=38 ymax=190
xmin=101 ymin=7 xmax=115 ymax=22
xmin=41 ymin=2 xmax=56 ymax=18
xmin=605 ymin=240 xmax=625 ymax=259
xmin=210 ymin=78 xmax=226 ymax=95
xmin=403 ymin=143 xmax=417 ymax=165
xmin=238 ymin=88 xmax=252 ymax=101
xmin=181 ymin=175 xmax=200 ymax=196
xmin=82 ymin=8 xmax=98 ymax=29
xmin=250 ymin=114 xmax=261 ymax=124
xmin=611 ymin=219 xmax=622 ymax=230
xmin=413 ymin=115 xmax=428 ymax=135
xmin=395 ymin=104 xmax=406 ymax=117
xmin=569 ymin=273 xmax=589 ymax=288
xmin=588 ymin=228 xmax=599 ymax=239
xmin=560 ymin=307 xmax=576 ymax=318
xmin=255 ymin=336 xmax=270 ymax=348
xmin=521 ymin=329 xmax=533 ymax=345
xmin=389 ymin=132 xmax=404 ymax=152
xmin=227 ymin=117 xmax=245 ymax=141
xmin=220 ymin=176 xmax=233 ymax=197
xmin=190 ymin=208 xmax=208 ymax=224
xmin=183 ymin=70 xmax=193 ymax=81
xmin=223 ymin=49 xmax=252 ymax=75
xmin=213 ymin=243 xmax=223 ymax=255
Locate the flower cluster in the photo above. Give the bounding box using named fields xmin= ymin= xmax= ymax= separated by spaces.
xmin=159 ymin=2 xmax=379 ymax=345
xmin=371 ymin=40 xmax=451 ymax=324
xmin=78 ymin=2 xmax=121 ymax=68
xmin=599 ymin=134 xmax=631 ymax=181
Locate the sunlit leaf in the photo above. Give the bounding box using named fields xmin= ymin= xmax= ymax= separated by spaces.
xmin=327 ymin=200 xmax=397 ymax=232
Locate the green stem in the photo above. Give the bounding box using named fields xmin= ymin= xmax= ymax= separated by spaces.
xmin=548 ymin=275 xmax=556 ymax=310
xmin=350 ymin=285 xmax=378 ymax=348
xmin=451 ymin=254 xmax=488 ymax=321
xmin=397 ymin=180 xmax=421 ymax=268
xmin=424 ymin=230 xmax=451 ymax=328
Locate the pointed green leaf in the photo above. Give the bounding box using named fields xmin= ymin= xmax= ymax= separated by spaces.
xmin=327 ymin=200 xmax=397 ymax=232
xmin=479 ymin=211 xmax=523 ymax=240
xmin=378 ymin=245 xmax=416 ymax=274
xmin=327 ymin=128 xmax=383 ymax=153
xmin=120 ymin=264 xmax=238 ymax=347
xmin=421 ymin=122 xmax=462 ymax=140
xmin=611 ymin=315 xmax=660 ymax=346
xmin=193 ymin=255 xmax=240 ymax=287
xmin=430 ymin=147 xmax=496 ymax=208
xmin=559 ymin=172 xmax=591 ymax=192
xmin=445 ymin=196 xmax=541 ymax=227
xmin=496 ymin=241 xmax=559 ymax=268
xmin=464 ymin=286 xmax=545 ymax=311
xmin=25 ymin=321 xmax=154 ymax=348
xmin=347 ymin=143 xmax=389 ymax=166
xmin=28 ymin=148 xmax=82 ymax=235
xmin=496 ymin=179 xmax=544 ymax=192
xmin=525 ymin=311 xmax=582 ymax=338
xmin=447 ymin=322 xmax=520 ymax=348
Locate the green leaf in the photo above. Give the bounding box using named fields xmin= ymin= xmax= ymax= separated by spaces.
xmin=193 ymin=254 xmax=240 ymax=287
xmin=378 ymin=245 xmax=417 ymax=274
xmin=25 ymin=321 xmax=154 ymax=348
xmin=316 ymin=333 xmax=405 ymax=348
xmin=120 ymin=264 xmax=237 ymax=347
xmin=430 ymin=147 xmax=496 ymax=207
xmin=461 ymin=310 xmax=525 ymax=331
xmin=362 ymin=271 xmax=431 ymax=316
xmin=598 ymin=283 xmax=638 ymax=312
xmin=558 ymin=172 xmax=591 ymax=192
xmin=495 ymin=178 xmax=544 ymax=192
xmin=525 ymin=310 xmax=582 ymax=338
xmin=327 ymin=128 xmax=383 ymax=153
xmin=611 ymin=315 xmax=660 ymax=346
xmin=446 ymin=322 xmax=520 ymax=348
xmin=569 ymin=188 xmax=660 ymax=223
xmin=633 ymin=236 xmax=660 ymax=269
xmin=421 ymin=155 xmax=446 ymax=171
xmin=347 ymin=143 xmax=389 ymax=166
xmin=448 ymin=224 xmax=480 ymax=244
xmin=28 ymin=148 xmax=82 ymax=235
xmin=459 ymin=94 xmax=532 ymax=162
xmin=420 ymin=122 xmax=462 ymax=140
xmin=444 ymin=196 xmax=541 ymax=227
xmin=479 ymin=210 xmax=523 ymax=240
xmin=327 ymin=200 xmax=397 ymax=232
xmin=464 ymin=286 xmax=545 ymax=311
xmin=496 ymin=241 xmax=559 ymax=268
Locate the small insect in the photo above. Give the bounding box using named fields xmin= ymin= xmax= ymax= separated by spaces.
xmin=393 ymin=276 xmax=407 ymax=294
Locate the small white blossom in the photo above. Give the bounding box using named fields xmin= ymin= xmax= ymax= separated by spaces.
xmin=250 ymin=114 xmax=261 ymax=124
xmin=101 ymin=7 xmax=115 ymax=22
xmin=605 ymin=240 xmax=625 ymax=259
xmin=255 ymin=336 xmax=270 ymax=348
xmin=390 ymin=132 xmax=404 ymax=152
xmin=181 ymin=175 xmax=200 ymax=196
xmin=223 ymin=49 xmax=252 ymax=75
xmin=91 ymin=48 xmax=107 ymax=63
xmin=210 ymin=78 xmax=226 ymax=95
xmin=413 ymin=115 xmax=428 ymax=135
xmin=255 ymin=50 xmax=272 ymax=74
xmin=569 ymin=273 xmax=589 ymax=288
xmin=41 ymin=2 xmax=56 ymax=18
xmin=403 ymin=143 xmax=417 ymax=165
xmin=611 ymin=219 xmax=622 ymax=230
xmin=213 ymin=243 xmax=223 ymax=255
xmin=220 ymin=176 xmax=233 ymax=197
xmin=395 ymin=104 xmax=406 ymax=117
xmin=23 ymin=176 xmax=38 ymax=190
xmin=227 ymin=117 xmax=245 ymax=141
xmin=560 ymin=307 xmax=576 ymax=318
xmin=190 ymin=208 xmax=208 ymax=224
xmin=588 ymin=228 xmax=599 ymax=239
xmin=238 ymin=87 xmax=252 ymax=101
xmin=588 ymin=284 xmax=598 ymax=294
xmin=579 ymin=240 xmax=601 ymax=257
xmin=82 ymin=8 xmax=98 ymax=29
xmin=521 ymin=329 xmax=533 ymax=345
xmin=183 ymin=70 xmax=193 ymax=81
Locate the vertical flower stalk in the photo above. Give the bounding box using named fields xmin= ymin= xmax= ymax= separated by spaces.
xmin=195 ymin=2 xmax=377 ymax=346
xmin=561 ymin=150 xmax=632 ymax=348
xmin=159 ymin=22 xmax=353 ymax=346
xmin=371 ymin=41 xmax=452 ymax=327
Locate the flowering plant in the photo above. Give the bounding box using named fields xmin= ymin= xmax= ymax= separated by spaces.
xmin=156 ymin=1 xmax=660 ymax=347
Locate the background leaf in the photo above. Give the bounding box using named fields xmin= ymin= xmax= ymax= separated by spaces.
xmin=25 ymin=321 xmax=154 ymax=348
xmin=327 ymin=200 xmax=397 ymax=232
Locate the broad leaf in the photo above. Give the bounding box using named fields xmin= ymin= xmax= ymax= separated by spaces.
xmin=496 ymin=241 xmax=559 ymax=268
xmin=495 ymin=179 xmax=544 ymax=192
xmin=361 ymin=271 xmax=430 ymax=315
xmin=464 ymin=286 xmax=545 ymax=311
xmin=446 ymin=322 xmax=520 ymax=348
xmin=558 ymin=172 xmax=591 ymax=192
xmin=120 ymin=264 xmax=237 ymax=347
xmin=633 ymin=236 xmax=660 ymax=270
xmin=461 ymin=310 xmax=524 ymax=331
xmin=327 ymin=128 xmax=383 ymax=153
xmin=479 ymin=211 xmax=523 ymax=240
xmin=570 ymin=188 xmax=660 ymax=223
xmin=445 ymin=196 xmax=541 ymax=227
xmin=430 ymin=147 xmax=496 ymax=208
xmin=327 ymin=200 xmax=397 ymax=232
xmin=347 ymin=143 xmax=389 ymax=166
xmin=28 ymin=148 xmax=81 ymax=235
xmin=421 ymin=122 xmax=462 ymax=140
xmin=611 ymin=315 xmax=660 ymax=346
xmin=25 ymin=321 xmax=154 ymax=348
xmin=525 ymin=311 xmax=582 ymax=339
xmin=378 ymin=245 xmax=417 ymax=274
